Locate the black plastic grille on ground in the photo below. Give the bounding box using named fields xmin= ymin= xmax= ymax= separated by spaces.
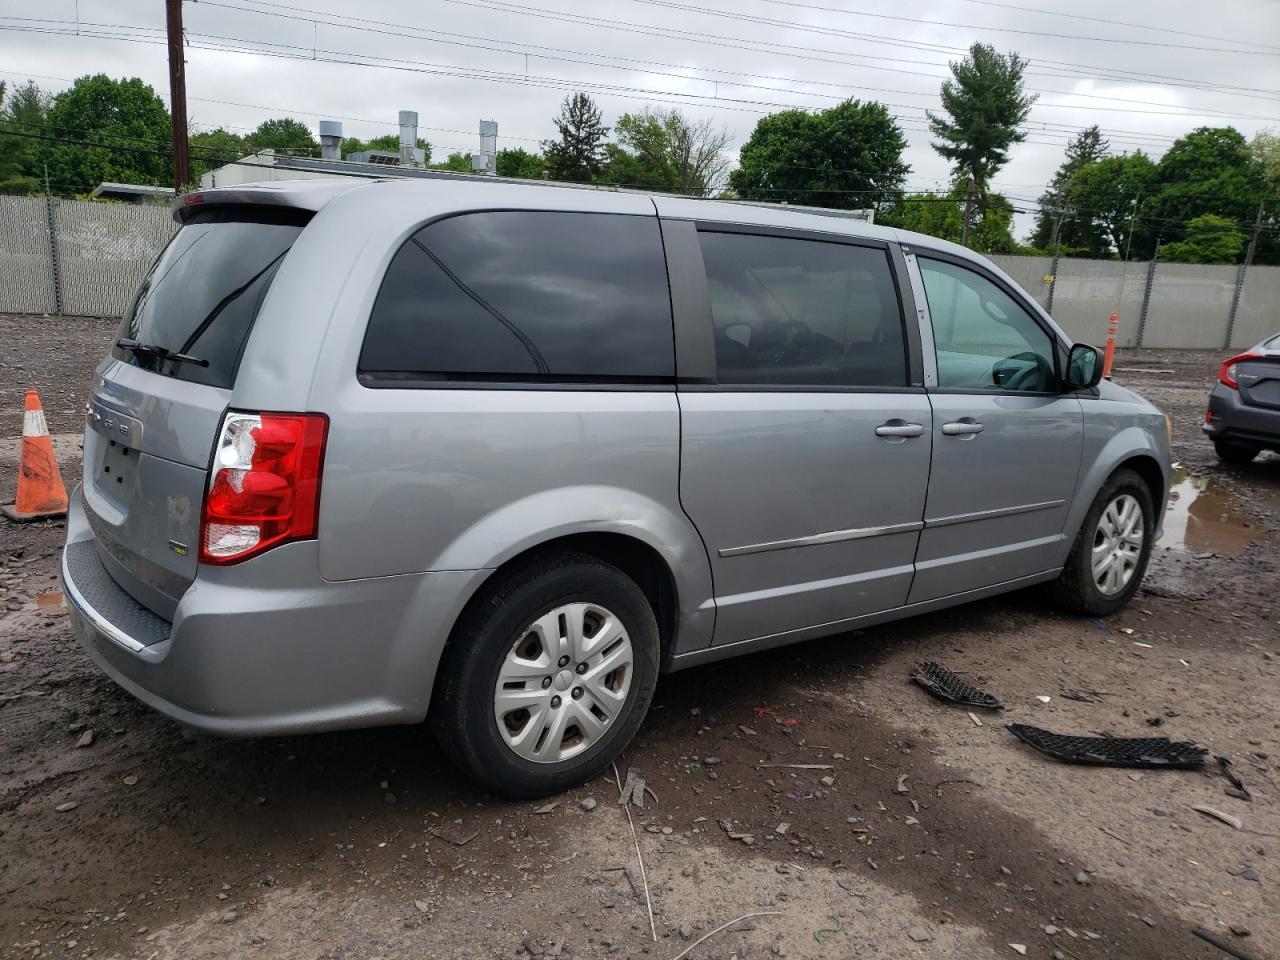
xmin=911 ymin=661 xmax=1003 ymax=710
xmin=1007 ymin=723 xmax=1208 ymax=769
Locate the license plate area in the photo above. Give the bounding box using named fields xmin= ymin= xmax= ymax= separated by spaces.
xmin=98 ymin=439 xmax=135 ymax=494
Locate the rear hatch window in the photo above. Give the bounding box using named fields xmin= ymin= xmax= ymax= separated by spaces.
xmin=114 ymin=208 xmax=310 ymax=389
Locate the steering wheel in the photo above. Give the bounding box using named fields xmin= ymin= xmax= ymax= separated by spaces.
xmin=995 ymin=352 xmax=1048 ymax=391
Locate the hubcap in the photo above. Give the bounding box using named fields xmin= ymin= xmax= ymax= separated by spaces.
xmin=1091 ymin=493 xmax=1145 ymax=596
xmin=493 ymin=602 xmax=634 ymax=764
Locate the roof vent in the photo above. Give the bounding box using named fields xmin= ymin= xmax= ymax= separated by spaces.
xmin=318 ymin=120 xmax=343 ymax=161
xmin=399 ymin=111 xmax=420 ymax=168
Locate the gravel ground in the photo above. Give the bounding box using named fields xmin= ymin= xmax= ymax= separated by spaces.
xmin=0 ymin=314 xmax=1277 ymax=960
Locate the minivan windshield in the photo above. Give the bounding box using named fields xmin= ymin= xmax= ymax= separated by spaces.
xmin=113 ymin=208 xmax=309 ymax=389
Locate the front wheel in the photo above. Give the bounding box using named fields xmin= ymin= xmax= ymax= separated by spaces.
xmin=1050 ymin=468 xmax=1155 ymax=616
xmin=431 ymin=551 xmax=659 ymax=797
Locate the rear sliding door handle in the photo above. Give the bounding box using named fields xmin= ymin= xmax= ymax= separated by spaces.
xmin=942 ymin=419 xmax=985 ymax=436
xmin=875 ymin=420 xmax=925 ymax=439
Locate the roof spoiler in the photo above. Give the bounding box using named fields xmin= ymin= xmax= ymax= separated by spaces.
xmin=170 ymin=180 xmax=366 ymax=224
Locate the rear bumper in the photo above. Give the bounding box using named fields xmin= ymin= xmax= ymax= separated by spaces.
xmin=1203 ymin=385 xmax=1280 ymax=448
xmin=61 ymin=488 xmax=485 ymax=736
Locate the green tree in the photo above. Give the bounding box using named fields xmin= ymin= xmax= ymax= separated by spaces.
xmin=431 ymin=151 xmax=473 ymax=173
xmin=1251 ymin=129 xmax=1280 ymax=186
xmin=729 ymin=99 xmax=909 ymax=211
xmin=1031 ymin=125 xmax=1109 ymax=253
xmin=885 ymin=184 xmax=1018 ymax=253
xmin=605 ymin=108 xmax=731 ymax=195
xmin=189 ymin=127 xmax=247 ymax=182
xmin=542 ymin=93 xmax=609 ymax=183
xmin=343 ymin=133 xmax=431 ymax=161
xmin=1247 ymin=130 xmax=1279 ymax=264
xmin=38 ymin=74 xmax=171 ymax=195
xmin=247 ymin=117 xmax=316 ymax=154
xmin=1161 ymin=213 xmax=1246 ymax=263
xmin=496 ymin=147 xmax=546 ymax=179
xmin=0 ymin=82 xmax=39 ymax=193
xmin=927 ymin=43 xmax=1037 ymax=246
xmin=0 ymin=80 xmax=49 ymax=193
xmin=1064 ymin=151 xmax=1157 ymax=258
xmin=1143 ymin=127 xmax=1263 ymax=260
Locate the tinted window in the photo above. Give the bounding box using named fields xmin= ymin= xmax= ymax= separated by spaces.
xmin=360 ymin=212 xmax=673 ymax=380
xmin=697 ymin=231 xmax=907 ymax=387
xmin=919 ymin=258 xmax=1056 ymax=393
xmin=114 ymin=209 xmax=306 ymax=389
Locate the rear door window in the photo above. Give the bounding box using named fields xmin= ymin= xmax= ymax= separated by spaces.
xmin=697 ymin=231 xmax=907 ymax=387
xmin=360 ymin=211 xmax=674 ymax=382
xmin=114 ymin=208 xmax=308 ymax=389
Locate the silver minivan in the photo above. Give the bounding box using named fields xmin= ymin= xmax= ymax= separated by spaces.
xmin=62 ymin=178 xmax=1170 ymax=796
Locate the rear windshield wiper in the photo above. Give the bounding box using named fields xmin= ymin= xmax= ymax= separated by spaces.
xmin=116 ymin=338 xmax=209 ymax=367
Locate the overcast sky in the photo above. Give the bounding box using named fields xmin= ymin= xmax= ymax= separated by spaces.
xmin=3 ymin=0 xmax=1279 ymax=237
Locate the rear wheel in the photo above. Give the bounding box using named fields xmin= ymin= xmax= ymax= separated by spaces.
xmin=1050 ymin=468 xmax=1155 ymax=616
xmin=1214 ymin=439 xmax=1260 ymax=465
xmin=431 ymin=551 xmax=659 ymax=797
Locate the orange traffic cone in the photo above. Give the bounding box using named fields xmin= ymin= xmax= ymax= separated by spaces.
xmin=2 ymin=390 xmax=69 ymax=522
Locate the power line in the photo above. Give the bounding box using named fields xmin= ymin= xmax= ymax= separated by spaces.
xmin=633 ymin=0 xmax=1280 ymax=56
xmin=3 ymin=17 xmax=1272 ymax=146
xmin=7 ymin=3 xmax=1277 ymax=117
xmin=1 ymin=12 xmax=1268 ymax=172
xmin=418 ymin=0 xmax=1280 ymax=98
xmin=943 ymin=0 xmax=1280 ymax=51
xmin=191 ymin=0 xmax=1264 ymax=128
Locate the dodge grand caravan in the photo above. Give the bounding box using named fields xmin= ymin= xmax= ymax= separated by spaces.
xmin=62 ymin=178 xmax=1171 ymax=796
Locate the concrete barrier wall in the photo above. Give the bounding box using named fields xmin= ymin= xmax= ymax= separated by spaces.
xmin=1140 ymin=263 xmax=1237 ymax=349
xmin=0 ymin=194 xmax=1276 ymax=348
xmin=1231 ymin=267 xmax=1280 ymax=349
xmin=1048 ymin=259 xmax=1149 ymax=348
xmin=988 ymin=254 xmax=1053 ymax=310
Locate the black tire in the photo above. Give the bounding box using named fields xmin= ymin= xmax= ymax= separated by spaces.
xmin=431 ymin=551 xmax=659 ymax=798
xmin=1214 ymin=439 xmax=1260 ymax=465
xmin=1049 ymin=468 xmax=1155 ymax=616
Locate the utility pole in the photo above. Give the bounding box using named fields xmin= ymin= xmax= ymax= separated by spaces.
xmin=165 ymin=0 xmax=190 ymax=192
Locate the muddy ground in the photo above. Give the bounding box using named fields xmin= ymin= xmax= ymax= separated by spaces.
xmin=1 ymin=313 xmax=1276 ymax=960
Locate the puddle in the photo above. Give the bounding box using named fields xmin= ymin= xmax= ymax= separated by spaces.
xmin=1160 ymin=468 xmax=1261 ymax=557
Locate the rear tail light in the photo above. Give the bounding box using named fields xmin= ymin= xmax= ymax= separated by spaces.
xmin=1219 ymin=352 xmax=1261 ymax=390
xmin=200 ymin=411 xmax=328 ymax=564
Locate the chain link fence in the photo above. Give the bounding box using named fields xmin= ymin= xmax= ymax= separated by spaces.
xmin=0 ymin=195 xmax=176 ymax=318
xmin=0 ymin=194 xmax=1276 ymax=348
xmin=0 ymin=195 xmax=59 ymax=314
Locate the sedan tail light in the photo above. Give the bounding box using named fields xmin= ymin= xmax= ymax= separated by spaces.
xmin=1218 ymin=352 xmax=1261 ymax=390
xmin=200 ymin=411 xmax=328 ymax=564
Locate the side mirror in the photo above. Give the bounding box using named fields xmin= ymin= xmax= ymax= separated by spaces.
xmin=1065 ymin=343 xmax=1103 ymax=390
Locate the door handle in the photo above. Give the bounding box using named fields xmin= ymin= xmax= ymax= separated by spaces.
xmin=942 ymin=418 xmax=985 ymax=436
xmin=875 ymin=420 xmax=924 ymax=439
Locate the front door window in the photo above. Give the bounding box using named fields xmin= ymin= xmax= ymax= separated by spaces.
xmin=918 ymin=257 xmax=1056 ymax=393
